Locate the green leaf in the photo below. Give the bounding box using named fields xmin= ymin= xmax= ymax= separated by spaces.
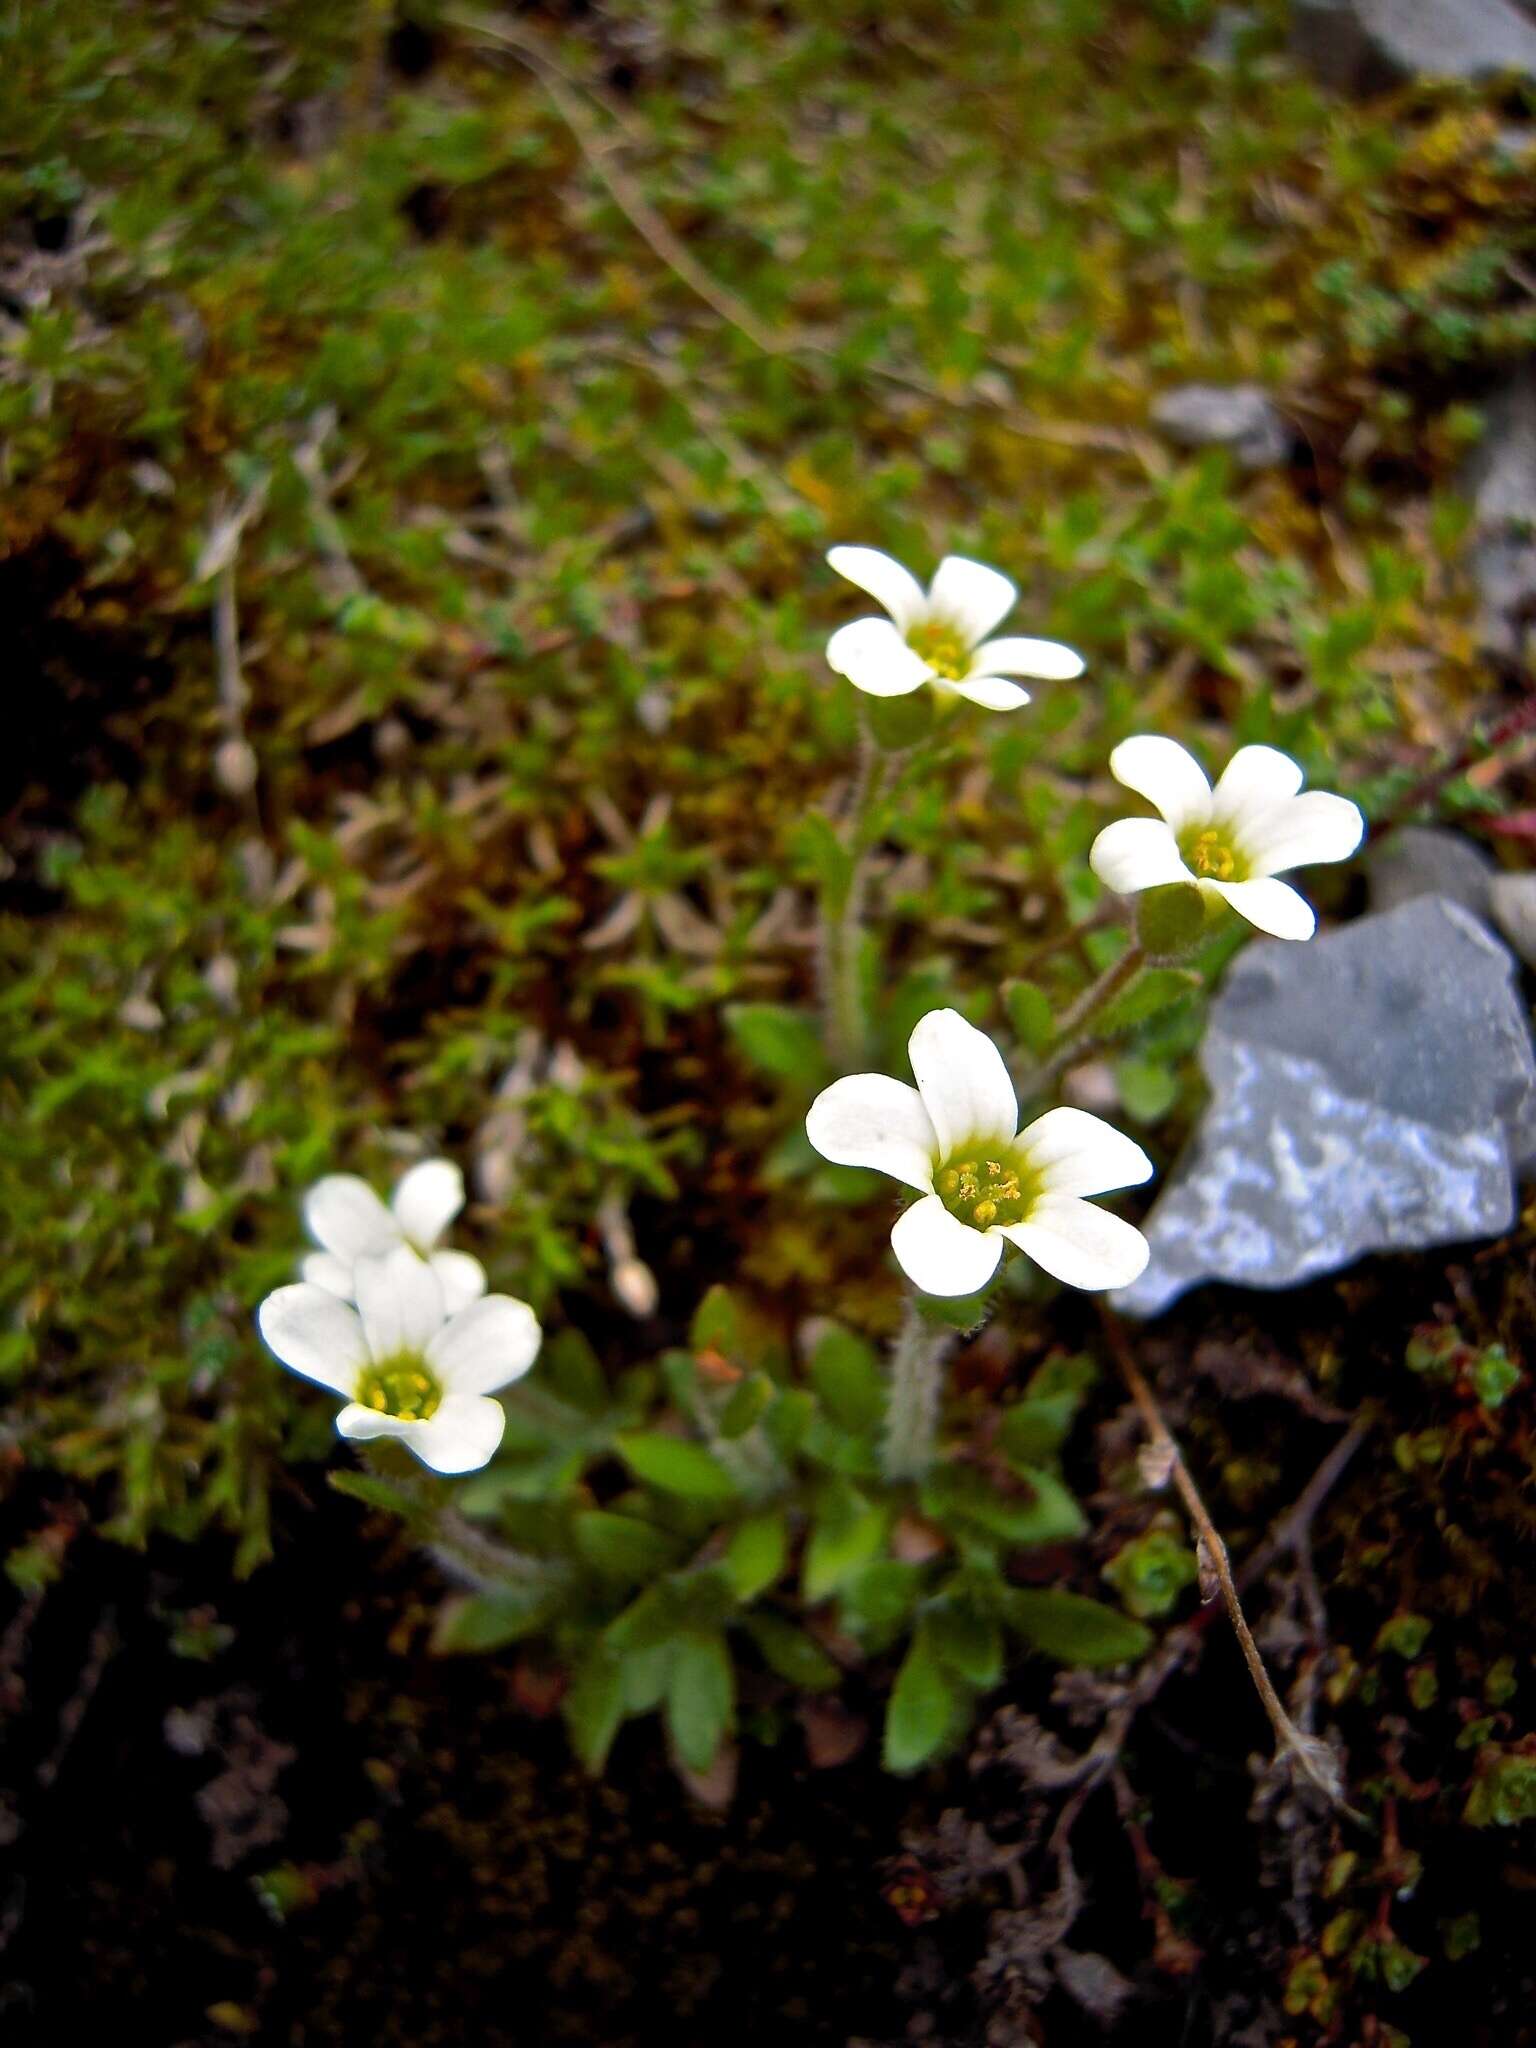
xmin=1100 ymin=964 xmax=1201 ymax=1032
xmin=665 ymin=1630 xmax=734 ymax=1770
xmin=803 ymin=1480 xmax=889 ymax=1602
xmin=792 ymin=811 xmax=855 ymax=901
xmin=744 ymin=1612 xmax=840 ymax=1690
xmin=328 ymin=1467 xmax=434 ymax=1536
xmin=1006 ymin=1589 xmax=1153 ymax=1667
xmin=723 ymin=1511 xmax=788 ymax=1601
xmin=689 ymin=1283 xmax=742 ymax=1357
xmin=720 ymin=1371 xmax=774 ymax=1439
xmin=615 ymin=1431 xmax=740 ymax=1503
xmin=921 ymin=1464 xmax=1087 ymax=1547
xmin=1005 ymin=979 xmax=1055 ymax=1056
xmin=763 ymin=1387 xmax=814 ymax=1462
xmin=838 ymin=1559 xmax=925 ymax=1647
xmin=1114 ymin=1056 xmax=1180 ymax=1123
xmin=431 ymin=1585 xmax=557 ymax=1654
xmin=606 ymin=1569 xmax=736 ymax=1653
xmin=809 ymin=1325 xmax=885 ymax=1433
xmin=883 ymin=1624 xmax=959 ymax=1773
xmin=564 ymin=1649 xmax=626 ymax=1774
xmin=928 ymin=1602 xmax=1004 ymax=1688
xmin=572 ymin=1510 xmax=685 ymax=1582
xmin=619 ymin=1643 xmax=673 ymax=1713
xmin=724 ymin=1004 xmax=828 ymax=1084
xmin=540 ymin=1328 xmax=609 ymax=1414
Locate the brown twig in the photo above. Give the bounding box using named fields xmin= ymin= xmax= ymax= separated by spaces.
xmin=1372 ymin=694 xmax=1536 ymax=841
xmin=1099 ymin=1311 xmax=1363 ymax=1820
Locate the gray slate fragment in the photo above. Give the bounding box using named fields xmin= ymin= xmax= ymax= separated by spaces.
xmin=1115 ymin=896 xmax=1536 ymax=1317
xmin=1292 ymin=0 xmax=1536 ymax=93
xmin=1460 ymin=371 xmax=1536 ymax=669
xmin=1150 ymin=384 xmax=1291 ymax=469
xmin=1491 ymin=871 xmax=1536 ymax=967
xmin=1366 ymin=824 xmax=1495 ymax=921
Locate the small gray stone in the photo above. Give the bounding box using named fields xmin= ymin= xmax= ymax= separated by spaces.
xmin=1116 ymin=896 xmax=1536 ymax=1317
xmin=1491 ymin=871 xmax=1536 ymax=967
xmin=1150 ymin=384 xmax=1291 ymax=470
xmin=1292 ymin=0 xmax=1536 ymax=93
xmin=1460 ymin=372 xmax=1536 ymax=668
xmin=1366 ymin=825 xmax=1495 ymax=920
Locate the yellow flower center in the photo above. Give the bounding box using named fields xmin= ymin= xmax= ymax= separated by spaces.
xmin=935 ymin=1149 xmax=1039 ymax=1231
xmin=1181 ymin=826 xmax=1244 ymax=883
xmin=906 ymin=620 xmax=970 ymax=682
xmin=356 ymin=1355 xmax=442 ymax=1422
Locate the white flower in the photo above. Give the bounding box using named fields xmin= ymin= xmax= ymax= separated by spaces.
xmin=1089 ymin=736 xmax=1364 ymax=942
xmin=825 ymin=545 xmax=1084 ymax=710
xmin=258 ymin=1245 xmax=541 ymax=1473
xmin=301 ymin=1158 xmax=486 ymax=1313
xmin=806 ymin=1008 xmax=1152 ymax=1297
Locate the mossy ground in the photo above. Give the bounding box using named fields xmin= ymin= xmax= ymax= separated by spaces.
xmin=5 ymin=1 xmax=1536 ymax=2040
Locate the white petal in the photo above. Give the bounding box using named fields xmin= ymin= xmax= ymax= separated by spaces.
xmin=301 ymin=1250 xmax=356 ymax=1299
xmin=1211 ymin=744 xmax=1304 ymax=816
xmin=927 ymin=555 xmax=1016 ymax=645
xmin=391 ymin=1158 xmax=464 ymax=1251
xmin=336 ymin=1393 xmax=507 ymax=1474
xmin=826 ymin=545 xmax=928 ymax=631
xmin=805 ymin=1074 xmax=938 ymax=1192
xmin=1108 ymin=737 xmax=1213 ymax=832
xmin=1238 ymin=791 xmax=1365 ymax=876
xmin=1018 ymin=1107 xmax=1154 ymax=1198
xmin=970 ymin=635 xmax=1085 ymax=681
xmin=430 ymin=1249 xmax=488 ymax=1315
xmin=302 ymin=1174 xmax=397 ymax=1261
xmin=1004 ymin=1196 xmax=1149 ymax=1291
xmin=950 ymin=673 xmax=1031 ymax=711
xmin=427 ymin=1293 xmax=543 ymax=1395
xmin=890 ymin=1194 xmax=1004 ymax=1296
xmin=1209 ymin=876 xmax=1316 ymax=940
xmin=908 ymin=1008 xmax=1017 ymax=1156
xmin=257 ymin=1284 xmax=367 ymax=1395
xmin=355 ymin=1246 xmax=446 ymax=1362
xmin=1089 ymin=818 xmax=1193 ymax=895
xmin=826 ymin=618 xmax=931 ymax=697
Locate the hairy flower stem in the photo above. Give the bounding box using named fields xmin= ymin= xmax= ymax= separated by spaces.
xmin=1039 ymin=942 xmax=1146 ymax=1082
xmin=820 ymin=725 xmax=888 ymax=1068
xmin=361 ymin=1445 xmax=557 ymax=1594
xmin=1100 ymin=1312 xmax=1360 ymax=1817
xmin=881 ymin=1296 xmax=956 ymax=1483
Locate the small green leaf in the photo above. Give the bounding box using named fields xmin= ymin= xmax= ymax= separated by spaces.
xmin=928 ymin=1602 xmax=1004 ymax=1688
xmin=763 ymin=1387 xmax=814 ymax=1461
xmin=432 ymin=1586 xmax=556 ymax=1654
xmin=803 ymin=1480 xmax=889 ymax=1602
xmin=573 ymin=1510 xmax=685 ymax=1581
xmin=809 ymin=1324 xmax=885 ymax=1432
xmin=540 ymin=1328 xmax=609 ymax=1413
xmin=837 ymin=1559 xmax=925 ymax=1649
xmin=665 ymin=1630 xmax=735 ymax=1770
xmin=922 ymin=1464 xmax=1087 ymax=1547
xmin=884 ymin=1624 xmax=959 ymax=1773
xmin=1005 ymin=980 xmax=1055 ymax=1056
xmin=724 ymin=1003 xmax=829 ymax=1084
xmin=619 ymin=1643 xmax=673 ymax=1713
xmin=1100 ymin=964 xmax=1201 ymax=1032
xmin=328 ymin=1467 xmax=434 ymax=1536
xmin=1007 ymin=1589 xmax=1153 ymax=1667
xmin=615 ymin=1431 xmax=740 ymax=1502
xmin=689 ymin=1283 xmax=742 ymax=1357
xmin=720 ymin=1371 xmax=774 ymax=1439
xmin=792 ymin=811 xmax=856 ymax=901
xmin=1114 ymin=1056 xmax=1180 ymax=1124
xmin=744 ymin=1612 xmax=840 ymax=1690
xmin=724 ymin=1511 xmax=789 ymax=1601
xmin=564 ymin=1650 xmax=626 ymax=1774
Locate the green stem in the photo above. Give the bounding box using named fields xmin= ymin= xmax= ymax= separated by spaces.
xmin=361 ymin=1445 xmax=560 ymax=1594
xmin=1032 ymin=942 xmax=1146 ymax=1089
xmin=820 ymin=725 xmax=886 ymax=1069
xmin=881 ymin=1297 xmax=956 ymax=1484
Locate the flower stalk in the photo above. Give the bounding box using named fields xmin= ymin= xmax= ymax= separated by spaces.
xmin=881 ymin=1296 xmax=956 ymax=1482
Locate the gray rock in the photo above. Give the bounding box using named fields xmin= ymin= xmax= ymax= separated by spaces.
xmin=1292 ymin=0 xmax=1536 ymax=93
xmin=1460 ymin=372 xmax=1536 ymax=668
xmin=1491 ymin=871 xmax=1536 ymax=966
xmin=1150 ymin=384 xmax=1291 ymax=469
xmin=1116 ymin=896 xmax=1536 ymax=1317
xmin=1366 ymin=824 xmax=1495 ymax=920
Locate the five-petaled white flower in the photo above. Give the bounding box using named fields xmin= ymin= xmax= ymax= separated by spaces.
xmin=258 ymin=1245 xmax=541 ymax=1473
xmin=806 ymin=1008 xmax=1152 ymax=1297
xmin=301 ymin=1158 xmax=486 ymax=1313
xmin=825 ymin=546 xmax=1084 ymax=710
xmin=1089 ymin=737 xmax=1364 ymax=942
